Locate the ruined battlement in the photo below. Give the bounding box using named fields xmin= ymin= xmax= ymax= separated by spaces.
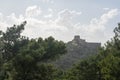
xmin=73 ymin=35 xmax=85 ymax=42
xmin=72 ymin=35 xmax=101 ymax=47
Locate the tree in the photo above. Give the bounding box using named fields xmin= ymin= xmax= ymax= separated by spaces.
xmin=41 ymin=36 xmax=67 ymax=61
xmin=66 ymin=23 xmax=120 ymax=80
xmin=9 ymin=36 xmax=67 ymax=80
xmin=66 ymin=56 xmax=100 ymax=80
xmin=1 ymin=21 xmax=28 ymax=61
xmin=0 ymin=21 xmax=67 ymax=80
xmin=98 ymin=23 xmax=120 ymax=80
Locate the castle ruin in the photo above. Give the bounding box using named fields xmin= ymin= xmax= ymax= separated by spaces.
xmin=54 ymin=35 xmax=101 ymax=69
xmin=71 ymin=35 xmax=101 ymax=49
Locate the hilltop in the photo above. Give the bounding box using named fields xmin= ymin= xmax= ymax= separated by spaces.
xmin=53 ymin=35 xmax=101 ymax=69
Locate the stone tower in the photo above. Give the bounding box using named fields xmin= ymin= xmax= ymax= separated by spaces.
xmin=72 ymin=35 xmax=86 ymax=45
xmin=74 ymin=35 xmax=80 ymax=41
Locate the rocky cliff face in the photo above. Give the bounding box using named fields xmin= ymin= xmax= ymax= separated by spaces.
xmin=53 ymin=35 xmax=101 ymax=69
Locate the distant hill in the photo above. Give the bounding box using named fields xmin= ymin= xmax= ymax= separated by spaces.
xmin=53 ymin=35 xmax=101 ymax=69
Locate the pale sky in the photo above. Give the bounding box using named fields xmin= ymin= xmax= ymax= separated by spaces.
xmin=0 ymin=0 xmax=120 ymax=44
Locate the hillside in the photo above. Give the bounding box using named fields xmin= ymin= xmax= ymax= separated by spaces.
xmin=53 ymin=35 xmax=101 ymax=69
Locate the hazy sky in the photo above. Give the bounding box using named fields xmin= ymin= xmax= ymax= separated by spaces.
xmin=0 ymin=0 xmax=120 ymax=44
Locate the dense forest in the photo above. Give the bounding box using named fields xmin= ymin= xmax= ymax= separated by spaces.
xmin=0 ymin=21 xmax=120 ymax=80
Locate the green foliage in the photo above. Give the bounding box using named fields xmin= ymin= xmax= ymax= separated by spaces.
xmin=0 ymin=21 xmax=120 ymax=80
xmin=66 ymin=56 xmax=100 ymax=80
xmin=96 ymin=23 xmax=120 ymax=80
xmin=0 ymin=21 xmax=67 ymax=80
xmin=65 ymin=23 xmax=120 ymax=80
xmin=1 ymin=21 xmax=28 ymax=61
xmin=42 ymin=36 xmax=67 ymax=61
